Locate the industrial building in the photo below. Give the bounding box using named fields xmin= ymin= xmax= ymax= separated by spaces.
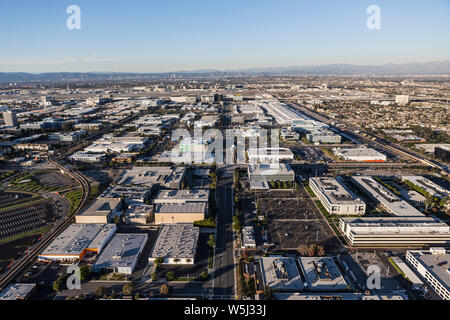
xmin=306 ymin=128 xmax=342 ymax=144
xmin=123 ymin=204 xmax=153 ymax=224
xmin=75 ymin=198 xmax=122 ymax=224
xmin=149 ymin=224 xmax=199 ymax=265
xmin=38 ymin=224 xmax=116 ymax=262
xmin=406 ymin=248 xmax=450 ymax=300
xmin=0 ymin=283 xmax=36 ymax=300
xmin=339 ymin=217 xmax=450 ymax=246
xmin=154 ymin=203 xmax=206 ymax=224
xmin=117 ymin=166 xmax=186 ymax=189
xmin=248 ymin=163 xmax=295 ymax=182
xmin=298 ymin=257 xmax=348 ymax=291
xmin=351 ymin=176 xmax=424 ymax=217
xmin=67 ymin=151 xmax=106 ymax=163
xmin=259 ymin=257 xmax=304 ymax=291
xmin=153 ymin=189 xmax=209 ymax=204
xmin=99 ymin=185 xmax=153 ymax=204
xmin=2 ymin=110 xmax=18 ymax=127
xmin=92 ymin=233 xmax=148 ymax=275
xmin=247 ymin=147 xmax=294 ymax=163
xmin=333 ymin=147 xmax=387 ymax=162
xmin=309 ymin=177 xmax=366 ymax=215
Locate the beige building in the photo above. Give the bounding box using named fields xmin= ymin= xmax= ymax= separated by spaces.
xmin=154 ymin=203 xmax=206 ymax=224
xmin=75 ymin=198 xmax=122 ymax=224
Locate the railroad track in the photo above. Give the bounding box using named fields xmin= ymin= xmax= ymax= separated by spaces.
xmin=0 ymin=158 xmax=90 ymax=291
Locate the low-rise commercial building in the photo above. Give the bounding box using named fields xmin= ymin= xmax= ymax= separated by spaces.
xmin=406 ymin=248 xmax=450 ymax=300
xmin=298 ymin=257 xmax=348 ymax=291
xmin=0 ymin=283 xmax=36 ymax=300
xmin=99 ymin=185 xmax=152 ymax=205
xmin=67 ymin=151 xmax=106 ymax=163
xmin=248 ymin=163 xmax=295 ymax=182
xmin=124 ymin=204 xmax=153 ymax=224
xmin=310 ymin=177 xmax=366 ymax=215
xmin=154 ymin=203 xmax=206 ymax=224
xmin=259 ymin=257 xmax=304 ymax=291
xmin=75 ymin=198 xmax=122 ymax=224
xmin=149 ymin=224 xmax=199 ymax=265
xmin=117 ymin=166 xmax=185 ymax=189
xmin=92 ymin=233 xmax=148 ymax=275
xmin=333 ymin=147 xmax=387 ymax=162
xmin=306 ymin=128 xmax=341 ymax=144
xmin=153 ymin=189 xmax=209 ymax=204
xmin=247 ymin=147 xmax=294 ymax=163
xmin=402 ymin=176 xmax=450 ymax=198
xmin=339 ymin=217 xmax=450 ymax=246
xmin=352 ymin=176 xmax=423 ymax=217
xmin=38 ymin=224 xmax=116 ymax=262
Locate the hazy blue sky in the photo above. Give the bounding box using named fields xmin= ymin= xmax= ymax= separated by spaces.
xmin=0 ymin=0 xmax=449 ymax=72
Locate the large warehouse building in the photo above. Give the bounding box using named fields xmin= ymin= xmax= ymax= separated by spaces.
xmin=339 ymin=217 xmax=450 ymax=246
xmin=247 ymin=147 xmax=294 ymax=163
xmin=154 ymin=203 xmax=206 ymax=224
xmin=309 ymin=177 xmax=366 ymax=215
xmin=153 ymin=189 xmax=209 ymax=204
xmin=92 ymin=233 xmax=148 ymax=275
xmin=117 ymin=166 xmax=186 ymax=189
xmin=75 ymin=198 xmax=122 ymax=224
xmin=149 ymin=224 xmax=199 ymax=265
xmin=333 ymin=147 xmax=387 ymax=162
xmin=38 ymin=224 xmax=116 ymax=262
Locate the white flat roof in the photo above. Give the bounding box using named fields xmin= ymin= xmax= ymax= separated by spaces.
xmin=150 ymin=224 xmax=199 ymax=260
xmin=40 ymin=223 xmax=116 ymax=257
xmin=352 ymin=176 xmax=423 ymax=217
xmin=93 ymin=233 xmax=148 ymax=270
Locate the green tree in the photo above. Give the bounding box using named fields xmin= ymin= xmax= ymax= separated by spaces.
xmin=93 ymin=286 xmax=106 ymax=298
xmin=207 ymin=233 xmax=215 ymax=248
xmin=166 ymin=271 xmax=175 ymax=281
xmin=52 ymin=275 xmax=67 ymax=292
xmin=122 ymin=281 xmax=134 ymax=296
xmin=232 ymin=216 xmax=242 ymax=234
xmin=160 ymin=284 xmax=170 ymax=296
xmin=200 ymin=271 xmax=209 ymax=281
xmin=80 ymin=266 xmax=91 ymax=281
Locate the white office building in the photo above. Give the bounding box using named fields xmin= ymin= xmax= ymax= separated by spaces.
xmin=339 ymin=217 xmax=450 ymax=246
xmin=309 ymin=177 xmax=366 ymax=215
xmin=352 ymin=176 xmax=424 ymax=217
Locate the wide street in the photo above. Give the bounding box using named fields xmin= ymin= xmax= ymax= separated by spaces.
xmin=213 ymin=166 xmax=236 ymax=299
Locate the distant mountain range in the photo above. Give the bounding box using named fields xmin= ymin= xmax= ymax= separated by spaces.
xmin=1 ymin=61 xmax=449 ymax=82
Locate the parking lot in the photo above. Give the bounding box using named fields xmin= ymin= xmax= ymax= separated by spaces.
xmin=258 ymin=192 xmax=342 ymax=253
xmin=0 ymin=199 xmax=57 ymax=241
